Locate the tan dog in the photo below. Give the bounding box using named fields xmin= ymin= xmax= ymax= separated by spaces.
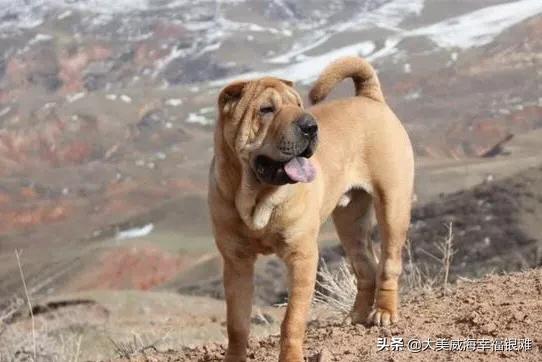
xmin=208 ymin=56 xmax=414 ymax=362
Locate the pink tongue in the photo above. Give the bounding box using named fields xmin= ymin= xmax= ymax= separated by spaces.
xmin=284 ymin=157 xmax=316 ymax=183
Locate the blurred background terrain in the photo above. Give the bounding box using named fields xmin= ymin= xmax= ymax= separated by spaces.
xmin=0 ymin=0 xmax=541 ymax=360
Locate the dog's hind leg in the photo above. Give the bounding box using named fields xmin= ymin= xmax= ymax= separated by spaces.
xmin=368 ymin=186 xmax=411 ymax=326
xmin=332 ymin=189 xmax=378 ymax=324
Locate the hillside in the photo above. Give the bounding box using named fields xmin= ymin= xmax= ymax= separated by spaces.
xmin=123 ymin=269 xmax=542 ymax=361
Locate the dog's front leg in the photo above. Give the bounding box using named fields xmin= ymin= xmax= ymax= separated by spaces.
xmin=277 ymin=237 xmax=318 ymax=362
xmin=222 ymin=252 xmax=256 ymax=362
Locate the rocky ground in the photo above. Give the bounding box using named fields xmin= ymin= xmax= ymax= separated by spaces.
xmin=120 ymin=269 xmax=542 ymax=361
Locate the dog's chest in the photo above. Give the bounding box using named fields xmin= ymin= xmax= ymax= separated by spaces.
xmin=238 ymin=227 xmax=282 ymax=255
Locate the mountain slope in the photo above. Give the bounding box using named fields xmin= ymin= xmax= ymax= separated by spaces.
xmin=121 ymin=268 xmax=542 ymax=361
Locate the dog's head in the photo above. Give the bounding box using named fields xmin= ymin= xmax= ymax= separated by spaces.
xmin=217 ymin=77 xmax=318 ymax=185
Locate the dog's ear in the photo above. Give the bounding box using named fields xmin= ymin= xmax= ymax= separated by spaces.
xmin=218 ymin=81 xmax=247 ymax=114
xmin=278 ymin=78 xmax=294 ymax=87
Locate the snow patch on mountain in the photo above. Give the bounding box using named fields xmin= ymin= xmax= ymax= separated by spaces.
xmin=212 ymin=41 xmax=375 ymax=85
xmin=269 ymin=0 xmax=423 ymax=64
xmin=215 ymin=0 xmax=542 ymax=85
xmin=411 ymin=0 xmax=542 ymax=48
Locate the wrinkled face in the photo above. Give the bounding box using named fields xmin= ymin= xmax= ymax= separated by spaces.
xmin=218 ymin=77 xmax=318 ymax=185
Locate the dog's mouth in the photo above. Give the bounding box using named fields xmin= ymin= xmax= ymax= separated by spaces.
xmin=253 ymin=145 xmax=316 ymax=186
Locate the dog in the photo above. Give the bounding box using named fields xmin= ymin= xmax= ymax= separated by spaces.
xmin=208 ymin=56 xmax=414 ymax=362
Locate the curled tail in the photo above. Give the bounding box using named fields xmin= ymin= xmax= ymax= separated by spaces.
xmin=309 ymin=56 xmax=384 ymax=104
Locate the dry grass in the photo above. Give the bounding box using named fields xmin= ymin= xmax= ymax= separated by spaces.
xmin=313 ymin=259 xmax=357 ymax=316
xmin=403 ymin=238 xmax=438 ymax=291
xmin=0 ymin=251 xmax=84 ymax=362
xmin=0 ymin=323 xmax=83 ymax=362
xmin=109 ymin=331 xmax=171 ymax=359
xmin=315 ymin=223 xmax=457 ymax=316
xmin=15 ymin=249 xmax=37 ymax=361
xmin=415 ymin=222 xmax=457 ymax=292
xmin=437 ymin=222 xmax=456 ymax=292
xmin=0 ymin=296 xmax=24 ymax=327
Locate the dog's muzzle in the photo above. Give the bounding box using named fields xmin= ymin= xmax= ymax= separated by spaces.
xmin=253 ymin=114 xmax=318 ymax=185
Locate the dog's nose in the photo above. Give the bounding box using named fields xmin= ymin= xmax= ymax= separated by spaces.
xmin=296 ymin=114 xmax=318 ymax=138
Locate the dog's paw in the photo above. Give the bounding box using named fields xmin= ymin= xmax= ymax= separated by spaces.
xmin=366 ymin=307 xmax=398 ymax=327
xmin=366 ymin=288 xmax=398 ymax=326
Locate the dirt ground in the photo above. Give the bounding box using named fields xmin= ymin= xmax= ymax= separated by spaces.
xmin=133 ymin=268 xmax=542 ymax=361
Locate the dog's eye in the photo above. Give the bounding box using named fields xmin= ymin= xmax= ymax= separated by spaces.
xmin=259 ymin=106 xmax=275 ymax=114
